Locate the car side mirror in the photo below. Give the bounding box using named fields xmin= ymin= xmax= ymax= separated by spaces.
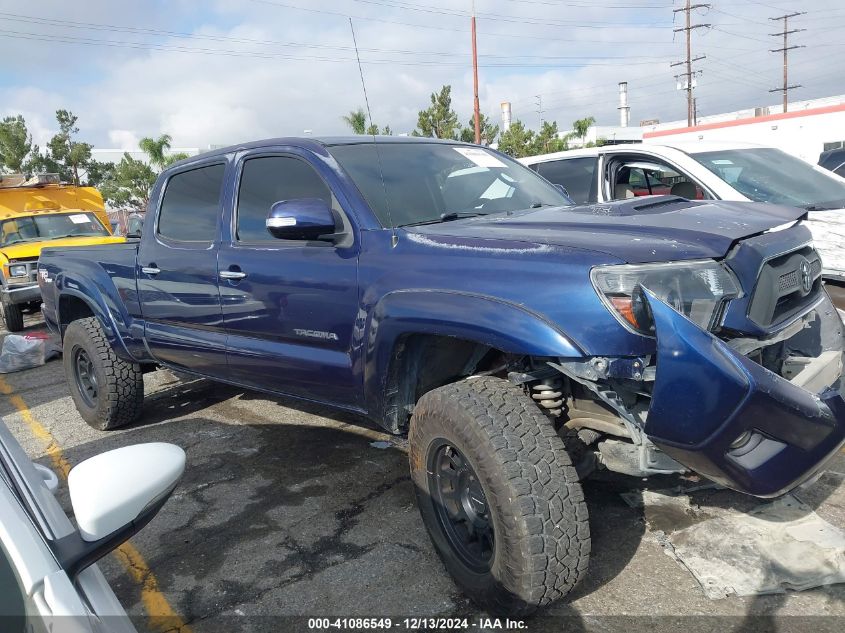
xmin=126 ymin=215 xmax=144 ymax=239
xmin=266 ymin=198 xmax=337 ymax=241
xmin=52 ymin=443 xmax=185 ymax=579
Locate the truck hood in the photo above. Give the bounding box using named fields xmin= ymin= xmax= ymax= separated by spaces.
xmin=410 ymin=197 xmax=806 ymax=263
xmin=0 ymin=235 xmax=124 ymax=261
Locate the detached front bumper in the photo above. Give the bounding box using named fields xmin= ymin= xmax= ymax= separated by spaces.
xmin=1 ymin=283 xmax=40 ymax=305
xmin=644 ymin=292 xmax=845 ymax=498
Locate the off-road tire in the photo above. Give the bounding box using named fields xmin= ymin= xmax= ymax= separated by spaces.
xmin=409 ymin=376 xmax=590 ymax=615
xmin=63 ymin=317 xmax=143 ymax=430
xmin=2 ymin=302 xmax=24 ymax=332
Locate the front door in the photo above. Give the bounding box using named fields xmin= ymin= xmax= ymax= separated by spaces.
xmin=218 ymin=152 xmax=360 ymax=408
xmin=137 ymin=161 xmax=229 ymax=376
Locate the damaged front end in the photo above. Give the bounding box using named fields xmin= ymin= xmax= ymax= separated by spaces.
xmin=539 ymin=232 xmax=845 ymax=498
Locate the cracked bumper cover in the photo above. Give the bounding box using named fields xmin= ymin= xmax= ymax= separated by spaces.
xmin=644 ymin=291 xmax=845 ymax=498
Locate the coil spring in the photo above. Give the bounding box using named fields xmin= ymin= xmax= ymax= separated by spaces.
xmin=530 ymin=379 xmax=564 ymax=417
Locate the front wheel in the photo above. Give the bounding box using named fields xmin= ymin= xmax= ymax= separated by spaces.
xmin=409 ymin=376 xmax=590 ymax=615
xmin=63 ymin=317 xmax=144 ymax=430
xmin=2 ymin=302 xmax=24 ymax=332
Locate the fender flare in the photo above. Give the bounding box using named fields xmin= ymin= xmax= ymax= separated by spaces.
xmin=362 ymin=289 xmax=585 ymax=427
xmin=54 ymin=272 xmax=144 ymax=364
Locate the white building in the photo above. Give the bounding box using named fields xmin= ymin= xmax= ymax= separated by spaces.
xmin=90 ymin=147 xmax=203 ymax=164
xmin=563 ymin=125 xmax=642 ymax=148
xmin=641 ymin=94 xmax=845 ymax=164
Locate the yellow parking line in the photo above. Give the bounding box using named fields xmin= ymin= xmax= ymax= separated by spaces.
xmin=0 ymin=376 xmax=192 ymax=633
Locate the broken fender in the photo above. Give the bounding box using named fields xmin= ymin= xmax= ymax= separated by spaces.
xmin=644 ymin=290 xmax=845 ymax=497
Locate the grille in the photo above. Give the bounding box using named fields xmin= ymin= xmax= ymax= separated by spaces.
xmin=748 ymin=246 xmax=823 ymax=328
xmin=778 ymin=270 xmax=798 ymax=293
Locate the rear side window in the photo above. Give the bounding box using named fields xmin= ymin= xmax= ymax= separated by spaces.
xmin=157 ymin=164 xmax=225 ymax=242
xmin=538 ymin=158 xmax=597 ymax=204
xmin=236 ymin=156 xmax=332 ymax=242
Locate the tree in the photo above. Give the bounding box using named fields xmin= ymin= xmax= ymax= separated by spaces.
xmin=342 ymin=108 xmax=367 ymax=135
xmin=99 ymin=132 xmax=188 ymax=210
xmin=497 ymin=121 xmax=536 ymax=158
xmin=46 ymin=110 xmax=93 ymax=185
xmin=381 ymin=125 xmax=393 ymax=136
xmin=0 ymin=115 xmax=33 ymax=173
xmin=416 ymin=85 xmax=460 ymax=139
xmin=532 ymin=121 xmax=569 ymax=155
xmin=572 ymin=116 xmax=596 ymax=146
xmin=99 ymin=154 xmax=157 ymax=211
xmin=459 ymin=114 xmax=500 ymax=146
xmin=366 ymin=123 xmax=379 ymax=136
xmin=138 ymin=134 xmax=188 ymax=169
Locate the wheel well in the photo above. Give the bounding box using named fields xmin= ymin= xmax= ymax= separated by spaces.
xmin=383 ymin=334 xmax=510 ymax=432
xmin=58 ymin=295 xmax=96 ymax=337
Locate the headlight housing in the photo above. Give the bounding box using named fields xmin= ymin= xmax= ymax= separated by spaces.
xmin=591 ymin=260 xmax=740 ymax=335
xmin=8 ymin=264 xmax=27 ymax=278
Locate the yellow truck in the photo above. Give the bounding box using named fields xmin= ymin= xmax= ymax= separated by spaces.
xmin=0 ymin=174 xmax=123 ymax=331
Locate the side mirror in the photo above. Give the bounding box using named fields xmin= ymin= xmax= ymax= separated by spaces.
xmin=126 ymin=214 xmax=144 ymax=239
xmin=554 ymin=183 xmax=571 ymax=198
xmin=52 ymin=443 xmax=185 ymax=579
xmin=266 ymin=198 xmax=336 ymax=241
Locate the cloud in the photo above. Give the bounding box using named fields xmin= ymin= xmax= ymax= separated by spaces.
xmin=0 ymin=0 xmax=841 ymax=147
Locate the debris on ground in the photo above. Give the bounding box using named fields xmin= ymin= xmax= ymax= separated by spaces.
xmin=626 ymin=487 xmax=845 ymax=599
xmin=0 ymin=333 xmax=60 ymax=373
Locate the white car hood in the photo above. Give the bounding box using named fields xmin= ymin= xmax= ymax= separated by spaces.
xmin=804 ymin=210 xmax=845 ymax=280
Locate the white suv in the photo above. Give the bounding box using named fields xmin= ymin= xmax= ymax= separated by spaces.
xmin=521 ymin=142 xmax=845 ymax=280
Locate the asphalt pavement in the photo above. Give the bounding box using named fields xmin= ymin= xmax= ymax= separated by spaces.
xmin=2 ymin=314 xmax=845 ymax=633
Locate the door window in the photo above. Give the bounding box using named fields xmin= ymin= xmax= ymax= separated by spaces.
xmin=538 ymin=157 xmax=597 ymax=203
xmin=236 ymin=156 xmax=333 ymax=242
xmin=157 ymin=163 xmax=226 ymax=242
xmin=609 ymin=157 xmax=709 ymax=200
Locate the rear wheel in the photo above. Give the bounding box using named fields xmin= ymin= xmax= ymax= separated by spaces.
xmin=2 ymin=302 xmax=24 ymax=332
xmin=63 ymin=317 xmax=143 ymax=430
xmin=409 ymin=376 xmax=590 ymax=615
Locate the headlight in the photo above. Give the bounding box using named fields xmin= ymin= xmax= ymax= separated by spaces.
xmin=591 ymin=260 xmax=739 ymax=335
xmin=8 ymin=264 xmax=27 ymax=278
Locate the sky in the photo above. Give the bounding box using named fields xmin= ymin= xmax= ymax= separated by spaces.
xmin=0 ymin=0 xmax=843 ymax=150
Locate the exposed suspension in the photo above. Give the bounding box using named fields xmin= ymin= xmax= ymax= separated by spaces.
xmin=529 ymin=378 xmax=564 ymax=417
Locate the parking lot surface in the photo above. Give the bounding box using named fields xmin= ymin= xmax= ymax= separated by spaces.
xmin=2 ymin=315 xmax=845 ymax=632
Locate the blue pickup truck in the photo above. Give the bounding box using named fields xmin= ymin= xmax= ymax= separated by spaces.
xmin=38 ymin=136 xmax=845 ymax=614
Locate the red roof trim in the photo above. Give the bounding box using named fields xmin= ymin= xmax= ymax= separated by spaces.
xmin=643 ymin=102 xmax=845 ymax=138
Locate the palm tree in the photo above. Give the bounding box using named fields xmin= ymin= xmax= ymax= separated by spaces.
xmin=139 ymin=134 xmax=173 ymax=170
xmin=572 ymin=116 xmax=596 ymax=145
xmin=342 ymin=109 xmax=367 ymax=135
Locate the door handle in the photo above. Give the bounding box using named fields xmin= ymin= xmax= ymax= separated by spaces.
xmin=141 ymin=266 xmax=161 ymax=275
xmin=219 ymin=270 xmax=247 ymax=280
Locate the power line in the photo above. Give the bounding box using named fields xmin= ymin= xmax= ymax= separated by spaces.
xmin=0 ymin=10 xmax=679 ymax=61
xmin=769 ymin=11 xmax=806 ymax=112
xmin=671 ymin=1 xmax=711 ymax=127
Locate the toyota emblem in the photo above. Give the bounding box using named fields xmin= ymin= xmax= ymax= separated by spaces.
xmin=799 ymin=259 xmax=812 ymax=293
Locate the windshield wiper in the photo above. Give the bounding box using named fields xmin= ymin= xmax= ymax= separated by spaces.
xmin=402 ymin=212 xmax=487 ymax=227
xmin=805 ymin=204 xmax=842 ymax=211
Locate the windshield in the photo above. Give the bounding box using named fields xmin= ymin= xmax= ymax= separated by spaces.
xmin=328 ymin=142 xmax=572 ymax=227
xmin=0 ymin=212 xmax=109 ymax=247
xmin=690 ymin=148 xmax=845 ymax=210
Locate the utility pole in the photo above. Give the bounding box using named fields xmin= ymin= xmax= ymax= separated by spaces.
xmin=471 ymin=0 xmax=481 ymax=144
xmin=769 ymin=12 xmax=805 ymax=113
xmin=535 ymin=94 xmax=543 ymax=129
xmin=671 ymin=0 xmax=710 ymax=127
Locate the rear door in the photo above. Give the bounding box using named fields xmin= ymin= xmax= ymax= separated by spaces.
xmin=137 ymin=160 xmax=229 ymax=376
xmin=218 ymin=150 xmax=361 ymax=408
